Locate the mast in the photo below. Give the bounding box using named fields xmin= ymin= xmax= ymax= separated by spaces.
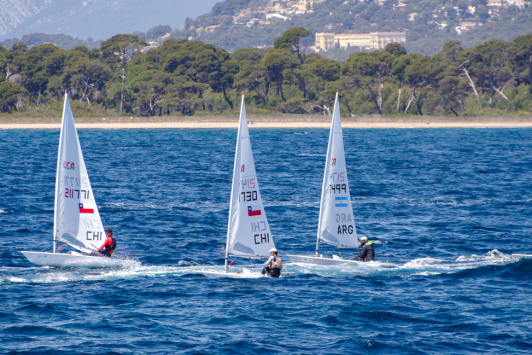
xmin=225 ymin=95 xmax=246 ymax=271
xmin=53 ymin=92 xmax=69 ymax=253
xmin=316 ymin=91 xmax=339 ymax=256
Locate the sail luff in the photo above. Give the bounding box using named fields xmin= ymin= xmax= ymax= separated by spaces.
xmin=317 ymin=92 xmax=358 ymax=249
xmin=226 ymin=95 xmax=276 ymax=258
xmin=225 ymin=95 xmax=245 ymax=271
xmin=315 ymin=93 xmax=338 ymax=256
xmin=54 ymin=94 xmax=105 ymax=252
xmin=53 ymin=93 xmax=69 ymax=253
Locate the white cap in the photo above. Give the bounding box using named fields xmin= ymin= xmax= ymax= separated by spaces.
xmin=360 ymin=236 xmax=367 ymax=242
xmin=269 ymin=248 xmax=277 ymax=253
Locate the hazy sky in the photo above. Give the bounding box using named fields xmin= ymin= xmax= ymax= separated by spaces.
xmin=0 ymin=0 xmax=222 ymax=41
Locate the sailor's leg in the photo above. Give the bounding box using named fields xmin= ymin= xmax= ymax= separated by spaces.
xmin=270 ymin=268 xmax=281 ymax=278
xmin=263 ymin=267 xmax=273 ymax=276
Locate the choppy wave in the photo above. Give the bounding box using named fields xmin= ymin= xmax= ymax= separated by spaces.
xmin=286 ymin=250 xmax=529 ymax=278
xmin=3 ymin=250 xmax=528 ymax=284
xmin=0 ymin=264 xmax=190 ymax=284
xmin=2 ymin=128 xmax=532 ymax=354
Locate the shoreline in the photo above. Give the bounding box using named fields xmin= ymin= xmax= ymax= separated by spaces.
xmin=2 ymin=115 xmax=532 ymax=129
xmin=1 ymin=121 xmax=532 ymax=129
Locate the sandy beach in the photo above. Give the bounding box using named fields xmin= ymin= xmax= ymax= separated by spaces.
xmin=1 ymin=115 xmax=532 ymax=129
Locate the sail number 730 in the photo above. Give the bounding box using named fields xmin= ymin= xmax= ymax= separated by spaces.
xmin=239 ymin=191 xmax=258 ymax=202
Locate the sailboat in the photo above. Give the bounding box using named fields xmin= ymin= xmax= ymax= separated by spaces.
xmin=287 ymin=92 xmax=364 ymax=265
xmin=21 ymin=93 xmax=126 ymax=267
xmin=201 ymin=96 xmax=276 ymax=277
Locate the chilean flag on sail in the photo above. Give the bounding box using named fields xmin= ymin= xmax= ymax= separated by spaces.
xmin=247 ymin=205 xmax=261 ymax=217
xmin=79 ymin=203 xmax=94 ymax=214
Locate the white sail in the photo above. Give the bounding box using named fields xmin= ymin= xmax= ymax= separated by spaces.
xmin=316 ymin=92 xmax=358 ymax=249
xmin=54 ymin=94 xmax=105 ymax=252
xmin=226 ymin=96 xmax=276 ymax=258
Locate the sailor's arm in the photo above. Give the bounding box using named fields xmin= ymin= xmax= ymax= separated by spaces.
xmin=99 ymin=238 xmax=111 ymax=251
xmin=357 ymin=245 xmax=368 ymax=259
xmin=263 ymin=255 xmax=274 ymax=267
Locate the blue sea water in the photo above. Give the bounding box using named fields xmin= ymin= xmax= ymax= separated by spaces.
xmin=1 ymin=127 xmax=531 ymax=354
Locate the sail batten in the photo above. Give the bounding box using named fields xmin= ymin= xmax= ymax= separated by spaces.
xmin=54 ymin=94 xmax=105 ymax=252
xmin=317 ymin=92 xmax=358 ymax=250
xmin=225 ymin=96 xmax=276 ymax=260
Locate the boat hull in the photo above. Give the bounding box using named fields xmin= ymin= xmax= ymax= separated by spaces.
xmin=512 ymin=254 xmax=532 ymax=258
xmin=199 ymin=268 xmax=264 ymax=278
xmin=287 ymin=254 xmax=367 ymax=266
xmin=20 ymin=251 xmax=129 ymax=268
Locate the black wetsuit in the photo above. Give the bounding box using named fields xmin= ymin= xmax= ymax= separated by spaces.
xmin=262 ymin=267 xmax=281 ymax=277
xmin=262 ymin=255 xmax=282 ymax=277
xmin=354 ymin=242 xmax=374 ymax=262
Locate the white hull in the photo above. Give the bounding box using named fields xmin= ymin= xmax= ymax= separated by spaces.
xmin=287 ymin=254 xmax=371 ymax=266
xmin=199 ymin=268 xmax=264 ymax=278
xmin=21 ymin=251 xmax=129 ymax=268
xmin=512 ymin=254 xmax=532 ymax=258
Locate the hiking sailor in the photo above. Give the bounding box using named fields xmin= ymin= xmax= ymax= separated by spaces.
xmin=354 ymin=236 xmax=374 ymax=262
xmin=98 ymin=228 xmax=117 ymax=257
xmin=262 ymin=247 xmax=282 ymax=277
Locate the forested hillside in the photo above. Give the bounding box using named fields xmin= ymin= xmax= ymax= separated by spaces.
xmin=1 ymin=29 xmax=532 ymax=118
xmin=179 ymin=0 xmax=532 ymax=56
xmin=3 ymin=0 xmax=532 ymax=60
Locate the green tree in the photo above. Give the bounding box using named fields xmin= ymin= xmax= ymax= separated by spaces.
xmin=134 ymin=70 xmax=173 ymax=116
xmin=217 ymin=57 xmax=239 ymax=109
xmin=513 ymin=34 xmax=532 ymax=85
xmin=391 ymin=54 xmax=421 ymax=114
xmin=433 ymin=41 xmax=471 ymax=114
xmin=273 ymin=27 xmax=313 ymax=64
xmin=261 ymin=49 xmax=299 ymax=102
xmin=233 ymin=48 xmax=270 ymax=104
xmin=343 ymin=50 xmax=393 ymax=114
xmin=386 ymin=43 xmax=410 ymax=113
xmin=0 ymin=81 xmax=28 ymax=112
xmin=101 ymin=34 xmax=147 ymax=113
xmin=385 ymin=42 xmax=407 ymax=57
xmin=438 ymin=76 xmax=467 ymax=116
xmin=65 ymin=58 xmax=112 ymax=105
xmin=10 ymin=44 xmax=63 ymax=105
xmin=0 ymin=46 xmax=10 ymax=82
xmin=470 ymin=40 xmax=516 ymax=107
xmin=151 ymin=39 xmax=231 ymax=110
xmin=404 ymin=55 xmax=441 ymax=115
xmin=309 ymin=58 xmax=341 ymax=91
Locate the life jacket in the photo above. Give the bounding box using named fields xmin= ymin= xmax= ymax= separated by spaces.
xmin=362 ymin=241 xmax=374 ymax=261
xmin=271 ymin=256 xmax=282 ymax=269
xmin=109 ymin=237 xmax=117 ymax=251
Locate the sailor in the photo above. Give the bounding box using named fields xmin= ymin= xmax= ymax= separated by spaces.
xmin=262 ymin=247 xmax=282 ymax=277
xmin=354 ymin=236 xmax=374 ymax=262
xmin=98 ymin=228 xmax=117 ymax=257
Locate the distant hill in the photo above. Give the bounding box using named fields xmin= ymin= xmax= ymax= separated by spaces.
xmin=179 ymin=0 xmax=532 ymax=56
xmin=0 ymin=0 xmax=221 ymax=41
xmin=0 ymin=33 xmax=101 ymax=51
xmin=3 ymin=0 xmax=532 ymax=58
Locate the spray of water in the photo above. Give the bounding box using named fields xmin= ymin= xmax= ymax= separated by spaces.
xmin=1 ymin=250 xmax=529 ymax=284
